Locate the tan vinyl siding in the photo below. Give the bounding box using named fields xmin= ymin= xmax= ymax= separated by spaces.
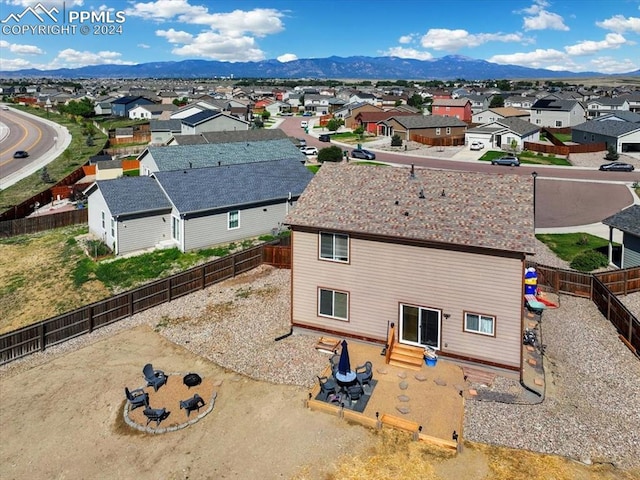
xmin=292 ymin=231 xmax=523 ymax=368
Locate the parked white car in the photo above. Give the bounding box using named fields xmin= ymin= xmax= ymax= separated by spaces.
xmin=299 ymin=146 xmax=318 ymax=155
xmin=470 ymin=141 xmax=484 ymax=151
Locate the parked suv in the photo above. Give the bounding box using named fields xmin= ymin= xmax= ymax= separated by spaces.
xmin=351 ymin=148 xmax=376 ymax=160
xmin=491 ymin=155 xmax=520 ymax=166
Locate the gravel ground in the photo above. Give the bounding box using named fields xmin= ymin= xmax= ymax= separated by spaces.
xmin=2 ymin=262 xmax=639 ymax=468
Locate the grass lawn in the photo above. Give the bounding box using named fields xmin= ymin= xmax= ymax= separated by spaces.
xmin=0 ymin=225 xmax=284 ymax=331
xmin=552 ymin=133 xmax=572 ymax=142
xmin=478 ymin=150 xmax=571 ymax=166
xmin=535 ymin=233 xmax=610 ymax=261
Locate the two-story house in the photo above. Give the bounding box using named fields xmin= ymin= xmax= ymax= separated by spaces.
xmin=284 ymin=163 xmax=535 ymax=372
xmin=431 ymin=98 xmax=472 ymax=122
xmin=529 ymin=97 xmax=586 ymax=128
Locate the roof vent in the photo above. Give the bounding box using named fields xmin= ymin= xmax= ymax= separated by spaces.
xmin=410 ymin=164 xmax=415 ymax=179
xmin=404 ymin=211 xmax=409 ymax=216
xmin=394 ymin=200 xmax=399 ymax=205
xmin=419 ymin=189 xmax=425 ymax=199
xmin=189 ymin=162 xmax=192 ymax=169
xmin=441 ymin=189 xmax=446 ymax=197
xmin=218 ymin=161 xmax=221 ymax=166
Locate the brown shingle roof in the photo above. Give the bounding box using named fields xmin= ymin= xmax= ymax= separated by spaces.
xmin=286 ymin=164 xmax=535 ymax=254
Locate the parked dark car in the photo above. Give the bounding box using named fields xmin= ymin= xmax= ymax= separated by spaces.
xmin=599 ymin=162 xmax=634 ymax=172
xmin=351 ymin=148 xmax=376 ymax=160
xmin=491 ymin=155 xmax=520 ymax=166
xmin=319 ymin=134 xmax=331 ymax=142
xmin=13 ymin=150 xmax=29 ymax=158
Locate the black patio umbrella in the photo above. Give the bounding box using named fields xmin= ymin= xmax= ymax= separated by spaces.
xmin=338 ymin=340 xmax=351 ymax=375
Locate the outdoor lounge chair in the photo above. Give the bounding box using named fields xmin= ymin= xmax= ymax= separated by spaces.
xmin=346 ymin=383 xmax=364 ymax=403
xmin=317 ymin=375 xmax=337 ymax=401
xmin=143 ymin=363 xmax=167 ymax=392
xmin=355 ymin=361 xmax=373 ymax=387
xmin=180 ymin=393 xmax=206 ymax=417
xmin=329 ymin=354 xmax=340 ymax=376
xmin=143 ymin=405 xmax=170 ymax=427
xmin=124 ymin=387 xmax=149 ymax=410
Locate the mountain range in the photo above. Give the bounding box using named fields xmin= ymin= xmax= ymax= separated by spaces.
xmin=2 ymin=55 xmax=639 ymax=80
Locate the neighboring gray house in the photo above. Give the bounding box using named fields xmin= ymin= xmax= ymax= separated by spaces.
xmin=170 ymin=128 xmax=288 ymax=146
xmin=149 ymin=119 xmax=182 ymax=145
xmin=571 ymin=119 xmax=640 ymax=153
xmin=128 ymin=103 xmax=178 ymax=120
xmin=603 ymin=206 xmax=640 ymax=268
xmin=138 ymin=138 xmax=306 ymax=175
xmin=85 ymin=176 xmax=173 ymax=255
xmin=284 ymin=163 xmax=535 ymax=372
xmin=586 ymin=97 xmax=630 ymax=119
xmin=180 ymin=110 xmax=249 ymax=135
xmin=466 ymin=117 xmax=541 ymax=151
xmin=86 ymin=159 xmax=313 ymax=256
xmin=529 ymin=97 xmax=586 ymax=127
xmin=472 ymin=107 xmax=530 ymax=125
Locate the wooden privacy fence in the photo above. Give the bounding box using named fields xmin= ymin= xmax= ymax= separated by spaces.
xmin=0 ymin=243 xmax=285 ymax=365
xmin=0 ymin=209 xmax=88 ymax=238
xmin=530 ymin=262 xmax=640 ymax=356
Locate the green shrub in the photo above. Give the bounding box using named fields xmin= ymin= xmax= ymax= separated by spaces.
xmin=318 ymin=145 xmax=343 ymax=163
xmin=569 ymin=250 xmax=609 ymax=272
xmin=391 ymin=134 xmax=403 ymax=147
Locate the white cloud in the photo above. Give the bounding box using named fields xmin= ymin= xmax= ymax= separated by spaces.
xmin=165 ymin=32 xmax=265 ymax=62
xmin=0 ymin=56 xmax=33 ymax=71
xmin=588 ymin=56 xmax=639 ymax=74
xmin=137 ymin=43 xmax=151 ymax=49
xmin=489 ymin=48 xmax=567 ymax=68
xmin=6 ymin=0 xmax=84 ymax=6
xmin=52 ymin=48 xmax=136 ymax=68
xmin=398 ymin=34 xmax=415 ymax=44
xmin=382 ymin=47 xmax=433 ymax=60
xmin=277 ymin=53 xmax=297 ymax=62
xmin=596 ymin=15 xmax=640 ymax=34
xmin=520 ymin=1 xmax=568 ymax=31
xmin=565 ymin=33 xmax=627 ymax=56
xmin=126 ymin=1 xmax=286 ymax=62
xmin=420 ymin=29 xmax=525 ymax=51
xmin=0 ymin=39 xmax=44 ymax=55
xmin=156 ymin=28 xmax=193 ymax=44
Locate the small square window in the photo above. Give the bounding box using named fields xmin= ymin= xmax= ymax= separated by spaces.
xmin=319 ymin=288 xmax=348 ymax=320
xmin=319 ymin=232 xmax=349 ymax=262
xmin=464 ymin=312 xmax=495 ymax=336
xmin=228 ymin=210 xmax=239 ymax=229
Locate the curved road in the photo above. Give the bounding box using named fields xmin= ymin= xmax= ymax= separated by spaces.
xmin=0 ymin=106 xmax=71 ymax=189
xmin=278 ymin=117 xmax=639 ymax=229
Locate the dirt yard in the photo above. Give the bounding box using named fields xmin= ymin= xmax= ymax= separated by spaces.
xmin=1 ymin=325 xmax=635 ymax=480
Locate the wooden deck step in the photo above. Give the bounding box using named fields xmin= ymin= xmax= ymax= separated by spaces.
xmin=388 ymin=359 xmax=423 ymax=371
xmin=391 ymin=344 xmax=425 ymax=359
xmin=462 ymin=366 xmax=496 ymax=386
xmin=387 ymin=343 xmax=425 ymax=371
xmin=389 ymin=351 xmax=425 ymax=365
xmin=314 ymin=336 xmax=340 ymax=354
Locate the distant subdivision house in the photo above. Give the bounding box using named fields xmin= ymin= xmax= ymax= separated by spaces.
xmin=86 ymin=159 xmax=313 ymax=256
xmin=466 ymin=117 xmax=541 ymax=151
xmin=110 ymin=96 xmax=155 ymax=117
xmin=138 ymin=138 xmax=306 ymax=175
xmin=285 ymin=163 xmax=535 ymax=371
xmin=378 ymin=115 xmax=467 ymax=144
xmin=571 ymin=116 xmax=640 ymax=153
xmin=603 ymin=206 xmax=640 ymax=268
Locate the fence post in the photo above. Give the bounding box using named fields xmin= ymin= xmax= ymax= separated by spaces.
xmin=129 ymin=291 xmax=134 ymax=316
xmin=232 ymin=252 xmax=237 ymax=278
xmin=167 ymin=278 xmax=172 ymax=302
xmin=39 ymin=323 xmax=45 ymax=351
xmin=88 ymin=306 xmax=94 ymax=333
xmin=201 ymin=264 xmax=206 ymax=290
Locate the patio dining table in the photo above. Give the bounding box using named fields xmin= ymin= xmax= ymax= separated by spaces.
xmin=335 ymin=371 xmax=358 ymax=392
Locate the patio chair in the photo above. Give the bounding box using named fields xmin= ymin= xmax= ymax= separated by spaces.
xmin=143 ymin=404 xmax=170 ymax=427
xmin=355 ymin=361 xmax=373 ymax=387
xmin=329 ymin=354 xmax=340 ymax=376
xmin=346 ymin=383 xmax=364 ymax=403
xmin=143 ymin=363 xmax=167 ymax=392
xmin=317 ymin=375 xmax=337 ymax=401
xmin=180 ymin=393 xmax=206 ymax=417
xmin=124 ymin=387 xmax=148 ymax=410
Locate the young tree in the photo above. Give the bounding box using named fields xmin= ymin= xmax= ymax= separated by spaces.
xmin=317 ymin=145 xmax=343 ymax=163
xmin=605 ymin=145 xmax=619 ymax=161
xmin=489 ymin=95 xmax=504 ymax=108
xmin=261 ymin=110 xmax=271 ymax=121
xmin=326 ymin=118 xmax=342 ymax=132
xmin=353 ymin=126 xmax=365 ymax=140
xmin=391 ymin=134 xmax=403 ymax=147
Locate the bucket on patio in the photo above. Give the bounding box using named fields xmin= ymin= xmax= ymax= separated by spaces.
xmin=424 ymin=347 xmax=438 ymax=367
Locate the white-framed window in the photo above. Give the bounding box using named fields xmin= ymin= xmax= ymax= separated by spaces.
xmin=555 ymin=120 xmax=563 ymax=127
xmin=110 ymin=218 xmax=115 ymax=238
xmin=228 ymin=210 xmax=239 ymax=229
xmin=319 ymin=232 xmax=349 ymax=262
xmin=446 ymin=127 xmax=451 ymax=134
xmin=464 ymin=312 xmax=495 ymax=336
xmin=172 ymin=216 xmax=180 ymax=241
xmin=318 ymin=288 xmax=348 ymax=320
xmin=101 ymin=211 xmax=105 ymax=229
xmin=435 ymin=127 xmax=441 ymax=135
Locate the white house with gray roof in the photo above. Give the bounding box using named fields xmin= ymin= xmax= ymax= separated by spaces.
xmin=180 ymin=110 xmax=249 ymax=135
xmin=284 ymin=163 xmax=535 ymax=372
xmin=86 ymin=159 xmax=314 ymax=256
xmin=138 ymin=139 xmax=306 ymax=175
xmin=603 ymin=206 xmax=640 ymax=268
xmin=466 ymin=117 xmax=541 ymax=151
xmin=530 ymin=97 xmax=586 ymax=127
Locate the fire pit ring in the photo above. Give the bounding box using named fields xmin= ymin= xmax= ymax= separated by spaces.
xmin=183 ymin=373 xmax=202 ymax=388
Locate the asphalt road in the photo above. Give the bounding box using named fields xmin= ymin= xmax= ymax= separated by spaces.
xmin=0 ymin=106 xmax=70 ymax=189
xmin=278 ymin=117 xmax=638 ymax=229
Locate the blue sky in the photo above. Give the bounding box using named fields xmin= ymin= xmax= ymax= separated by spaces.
xmin=1 ymin=0 xmax=639 ymax=74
